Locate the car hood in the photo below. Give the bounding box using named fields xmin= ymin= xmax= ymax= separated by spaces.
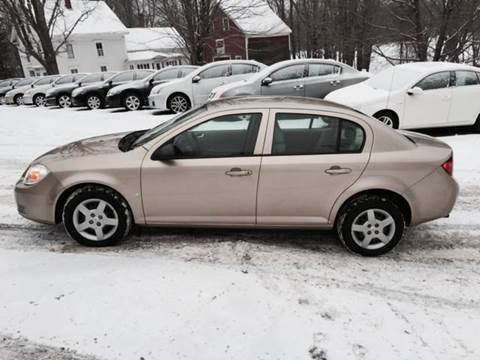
xmin=25 ymin=84 xmax=52 ymax=94
xmin=214 ymin=79 xmax=256 ymax=96
xmin=325 ymin=82 xmax=388 ymax=108
xmin=111 ymin=80 xmax=146 ymax=92
xmin=35 ymin=132 xmax=129 ymax=166
xmin=47 ymin=83 xmax=77 ymax=95
xmin=152 ymin=77 xmax=183 ymax=92
xmin=75 ymin=81 xmax=105 ymax=94
xmin=7 ymin=85 xmax=32 ymax=95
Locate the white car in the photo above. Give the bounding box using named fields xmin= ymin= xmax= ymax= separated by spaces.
xmin=325 ymin=62 xmax=480 ymax=131
xmin=148 ymin=60 xmax=265 ymax=113
xmin=22 ymin=75 xmax=62 ymax=106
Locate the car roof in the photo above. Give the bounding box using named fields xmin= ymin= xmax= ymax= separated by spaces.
xmin=207 ymin=95 xmax=354 ymax=113
xmin=394 ymin=61 xmax=479 ymax=73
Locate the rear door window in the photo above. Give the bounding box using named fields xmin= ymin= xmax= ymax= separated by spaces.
xmin=455 ymin=71 xmax=480 ymax=86
xmin=308 ymin=64 xmax=341 ymax=77
xmin=231 ymin=64 xmax=260 ymax=75
xmin=272 ymin=113 xmax=365 ymax=155
xmin=199 ymin=65 xmax=231 ymax=79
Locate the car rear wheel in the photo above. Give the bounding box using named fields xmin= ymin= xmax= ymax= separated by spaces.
xmin=374 ymin=111 xmax=399 ymax=129
xmin=63 ymin=185 xmax=132 ymax=247
xmin=168 ymin=94 xmax=190 ymax=113
xmin=34 ymin=94 xmax=46 ymax=107
xmin=336 ymin=195 xmax=405 ymax=256
xmin=87 ymin=94 xmax=103 ymax=110
xmin=58 ymin=94 xmax=72 ymax=108
xmin=14 ymin=94 xmax=23 ymax=106
xmin=124 ymin=93 xmax=142 ymax=111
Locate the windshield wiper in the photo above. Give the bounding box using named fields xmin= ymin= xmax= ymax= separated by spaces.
xmin=118 ymin=130 xmax=148 ymax=152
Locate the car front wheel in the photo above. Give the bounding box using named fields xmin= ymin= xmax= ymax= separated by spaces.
xmin=336 ymin=195 xmax=405 ymax=256
xmin=168 ymin=94 xmax=190 ymax=113
xmin=86 ymin=94 xmax=103 ymax=110
xmin=34 ymin=94 xmax=46 ymax=107
xmin=124 ymin=93 xmax=142 ymax=111
xmin=63 ymin=185 xmax=132 ymax=247
xmin=58 ymin=94 xmax=72 ymax=108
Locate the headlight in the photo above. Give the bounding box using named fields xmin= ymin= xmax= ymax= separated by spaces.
xmin=23 ymin=164 xmax=49 ymax=186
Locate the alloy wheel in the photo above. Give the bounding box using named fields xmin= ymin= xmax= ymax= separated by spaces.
xmin=58 ymin=95 xmax=72 ymax=108
xmin=35 ymin=95 xmax=46 ymax=107
xmin=15 ymin=96 xmax=24 ymax=106
xmin=125 ymin=95 xmax=141 ymax=111
xmin=378 ymin=115 xmax=394 ymax=128
xmin=87 ymin=95 xmax=101 ymax=110
xmin=72 ymin=199 xmax=119 ymax=241
xmin=351 ymin=209 xmax=396 ymax=250
xmin=170 ymin=96 xmax=189 ymax=113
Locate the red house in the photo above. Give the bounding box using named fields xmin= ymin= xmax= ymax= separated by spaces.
xmin=205 ymin=0 xmax=291 ymax=65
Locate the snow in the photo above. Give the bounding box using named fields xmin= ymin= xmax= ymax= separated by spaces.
xmin=127 ymin=50 xmax=184 ymax=62
xmin=1 ymin=105 xmax=480 ymax=360
xmin=47 ymin=0 xmax=128 ymax=38
xmin=220 ymin=0 xmax=292 ymax=37
xmin=126 ymin=28 xmax=184 ymax=52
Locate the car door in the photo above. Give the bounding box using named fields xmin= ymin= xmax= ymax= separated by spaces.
xmin=256 ymin=109 xmax=371 ymax=226
xmin=304 ymin=63 xmax=342 ymax=98
xmin=141 ymin=109 xmax=269 ymax=225
xmin=192 ymin=64 xmax=231 ymax=106
xmin=403 ymin=71 xmax=453 ymax=128
xmin=260 ymin=64 xmax=306 ymax=96
xmin=448 ymin=70 xmax=480 ymax=125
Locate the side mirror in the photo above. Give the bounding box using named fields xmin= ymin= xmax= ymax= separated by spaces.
xmin=151 ymin=143 xmax=178 ymax=161
xmin=261 ymin=77 xmax=273 ymax=86
xmin=77 ymin=82 xmax=82 ymax=87
xmin=407 ymin=86 xmax=423 ymax=96
xmin=108 ymin=80 xmax=113 ymax=86
xmin=192 ymin=75 xmax=201 ymax=83
xmin=149 ymin=78 xmax=154 ymax=85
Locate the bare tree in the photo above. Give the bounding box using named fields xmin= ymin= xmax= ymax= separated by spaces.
xmin=0 ymin=0 xmax=97 ymax=74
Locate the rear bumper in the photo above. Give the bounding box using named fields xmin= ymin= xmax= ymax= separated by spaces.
xmin=406 ymin=168 xmax=459 ymax=225
xmin=72 ymin=94 xmax=87 ymax=107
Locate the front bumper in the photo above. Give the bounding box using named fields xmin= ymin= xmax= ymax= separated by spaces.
xmin=105 ymin=93 xmax=123 ymax=108
xmin=148 ymin=93 xmax=168 ymax=110
xmin=23 ymin=94 xmax=34 ymax=105
xmin=45 ymin=96 xmax=57 ymax=107
xmin=72 ymin=93 xmax=87 ymax=107
xmin=14 ymin=176 xmax=61 ymax=225
xmin=4 ymin=94 xmax=16 ymax=104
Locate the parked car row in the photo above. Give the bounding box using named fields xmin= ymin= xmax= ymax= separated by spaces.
xmin=2 ymin=60 xmax=480 ymax=132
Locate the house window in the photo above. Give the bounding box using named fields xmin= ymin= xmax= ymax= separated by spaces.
xmin=222 ymin=17 xmax=230 ymax=32
xmin=26 ymin=53 xmax=31 ymax=62
xmin=216 ymin=39 xmax=225 ymax=56
xmin=29 ymin=70 xmax=35 ymax=77
xmin=235 ymin=55 xmax=242 ymax=60
xmin=66 ymin=43 xmax=75 ymax=59
xmin=70 ymin=68 xmax=78 ymax=74
xmin=129 ymin=65 xmax=134 ymax=70
xmin=100 ymin=65 xmax=108 ymax=72
xmin=96 ymin=42 xmax=104 ymax=57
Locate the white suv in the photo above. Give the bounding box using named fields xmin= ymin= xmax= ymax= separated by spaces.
xmin=148 ymin=60 xmax=265 ymax=112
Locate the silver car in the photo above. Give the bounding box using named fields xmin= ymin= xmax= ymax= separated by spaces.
xmin=209 ymin=59 xmax=370 ymax=101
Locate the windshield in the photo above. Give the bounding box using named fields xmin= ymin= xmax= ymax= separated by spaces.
xmin=133 ymin=106 xmax=207 ymax=148
xmin=367 ymin=67 xmax=422 ymax=91
xmin=15 ymin=78 xmax=35 ymax=87
xmin=0 ymin=80 xmax=10 ymax=87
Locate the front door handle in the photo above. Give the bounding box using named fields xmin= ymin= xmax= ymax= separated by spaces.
xmin=293 ymin=85 xmax=304 ymax=90
xmin=330 ymin=80 xmax=341 ymax=86
xmin=225 ymin=167 xmax=253 ymax=177
xmin=325 ymin=165 xmax=352 ymax=175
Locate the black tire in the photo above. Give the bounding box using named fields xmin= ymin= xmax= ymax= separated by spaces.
xmin=123 ymin=92 xmax=142 ymax=111
xmin=473 ymin=115 xmax=480 ymax=133
xmin=86 ymin=94 xmax=104 ymax=110
xmin=57 ymin=93 xmax=72 ymax=108
xmin=33 ymin=94 xmax=46 ymax=107
xmin=336 ymin=195 xmax=405 ymax=256
xmin=373 ymin=111 xmax=399 ymax=129
xmin=14 ymin=94 xmax=23 ymax=106
xmin=62 ymin=185 xmax=132 ymax=247
xmin=167 ymin=93 xmax=191 ymax=113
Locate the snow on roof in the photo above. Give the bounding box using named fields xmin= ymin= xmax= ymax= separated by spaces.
xmin=396 ymin=61 xmax=478 ymax=73
xmin=46 ymin=0 xmax=127 ymax=38
xmin=126 ymin=28 xmax=185 ymax=53
xmin=220 ymin=0 xmax=291 ymax=37
xmin=127 ymin=50 xmax=184 ymax=62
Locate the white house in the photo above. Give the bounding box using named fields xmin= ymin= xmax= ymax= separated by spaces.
xmin=125 ymin=28 xmax=188 ymax=70
xmin=12 ymin=0 xmax=189 ymax=77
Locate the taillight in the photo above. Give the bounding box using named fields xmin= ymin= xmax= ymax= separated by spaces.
xmin=442 ymin=155 xmax=453 ymax=176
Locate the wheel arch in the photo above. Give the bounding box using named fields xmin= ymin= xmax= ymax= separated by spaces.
xmin=167 ymin=91 xmax=192 ymax=108
xmin=333 ymin=188 xmax=412 ymax=227
xmin=54 ymin=182 xmax=134 ymax=224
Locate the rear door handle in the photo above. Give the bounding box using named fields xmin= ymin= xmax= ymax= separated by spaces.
xmin=330 ymin=80 xmax=341 ymax=86
xmin=225 ymin=167 xmax=253 ymax=177
xmin=325 ymin=166 xmax=352 ymax=175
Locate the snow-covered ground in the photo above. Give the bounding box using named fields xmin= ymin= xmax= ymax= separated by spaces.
xmin=0 ymin=105 xmax=479 ymax=360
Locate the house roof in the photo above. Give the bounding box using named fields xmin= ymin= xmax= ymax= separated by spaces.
xmin=47 ymin=0 xmax=128 ymax=38
xmin=126 ymin=28 xmax=185 ymax=53
xmin=127 ymin=50 xmax=184 ymax=62
xmin=220 ymin=0 xmax=291 ymax=37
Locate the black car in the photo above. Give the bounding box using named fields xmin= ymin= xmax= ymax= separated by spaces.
xmin=0 ymin=78 xmax=22 ymax=104
xmin=71 ymin=70 xmax=154 ymax=110
xmin=45 ymin=72 xmax=115 ymax=108
xmin=105 ymin=66 xmax=199 ymax=111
